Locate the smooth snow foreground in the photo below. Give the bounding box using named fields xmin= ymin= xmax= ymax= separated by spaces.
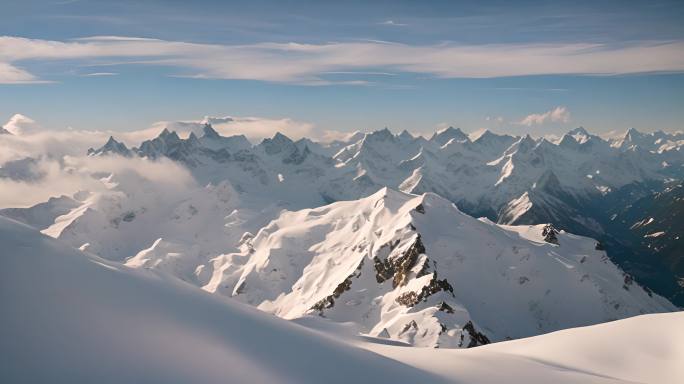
xmin=1 ymin=216 xmax=682 ymax=384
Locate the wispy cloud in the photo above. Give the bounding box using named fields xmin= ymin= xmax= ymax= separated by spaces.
xmin=0 ymin=62 xmax=42 ymax=84
xmin=518 ymin=106 xmax=570 ymax=126
xmin=485 ymin=116 xmax=504 ymax=123
xmin=82 ymin=72 xmax=118 ymax=77
xmin=379 ymin=20 xmax=408 ymax=27
xmin=1 ymin=35 xmax=684 ymax=85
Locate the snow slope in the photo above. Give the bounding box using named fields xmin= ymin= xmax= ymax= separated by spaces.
xmin=206 ymin=188 xmax=674 ymax=348
xmin=0 ymin=216 xmax=444 ymax=384
xmin=2 ymin=215 xmax=681 ymax=384
xmin=360 ymin=311 xmax=684 ymax=384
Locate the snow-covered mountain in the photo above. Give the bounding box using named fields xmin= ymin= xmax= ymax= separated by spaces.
xmin=86 ymin=124 xmax=683 ymax=225
xmin=7 ymin=123 xmax=683 ymax=308
xmin=2 ymin=215 xmax=682 ymax=383
xmin=84 ymin=124 xmax=684 ymax=302
xmin=204 ymin=188 xmax=673 ymax=347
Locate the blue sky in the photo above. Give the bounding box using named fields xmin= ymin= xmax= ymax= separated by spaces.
xmin=1 ymin=0 xmax=683 ymax=137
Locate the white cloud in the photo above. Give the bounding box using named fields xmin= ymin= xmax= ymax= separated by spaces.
xmin=1 ymin=36 xmax=683 ymax=84
xmin=518 ymin=106 xmax=570 ymax=126
xmin=379 ymin=20 xmax=408 ymax=27
xmin=0 ymin=62 xmax=40 ymax=83
xmin=2 ymin=114 xmax=42 ymax=135
xmin=0 ymin=154 xmax=194 ymax=208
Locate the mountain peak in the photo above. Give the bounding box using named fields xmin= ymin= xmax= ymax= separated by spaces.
xmin=626 ymin=127 xmax=642 ymax=135
xmin=517 ymin=134 xmax=537 ymax=152
xmin=473 ymin=129 xmax=505 ymax=143
xmin=398 ymin=129 xmax=414 ymax=140
xmin=187 ymin=132 xmax=200 ymax=145
xmin=88 ymin=136 xmax=131 ymax=157
xmin=202 ymin=123 xmax=221 ymax=139
xmin=259 ymin=132 xmax=296 ymax=155
xmin=366 ymin=128 xmax=395 ymax=142
xmin=431 ymin=126 xmax=468 ymax=145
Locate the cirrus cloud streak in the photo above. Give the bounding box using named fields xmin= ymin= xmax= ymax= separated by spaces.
xmin=1 ymin=36 xmax=684 ymax=84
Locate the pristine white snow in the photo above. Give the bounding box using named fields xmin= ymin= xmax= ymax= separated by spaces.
xmin=1 ymin=215 xmax=681 ymax=384
xmin=359 ymin=312 xmax=684 ymax=384
xmin=0 ymin=216 xmax=441 ymax=384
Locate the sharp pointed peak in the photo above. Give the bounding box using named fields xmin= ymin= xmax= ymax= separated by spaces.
xmin=473 ymin=129 xmax=501 ymax=142
xmin=438 ymin=126 xmax=464 ymax=134
xmin=202 ymin=123 xmax=220 ymax=139
xmin=271 ymin=131 xmax=294 ymax=142
xmin=398 ymin=129 xmax=414 ymax=139
xmin=430 ymin=126 xmax=468 ymax=144
xmin=366 ymin=127 xmax=395 ymax=141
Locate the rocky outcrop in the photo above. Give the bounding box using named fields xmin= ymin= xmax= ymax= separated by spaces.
xmin=373 ymin=234 xmax=427 ymax=288
xmin=542 ymin=224 xmax=559 ymax=245
xmin=461 ymin=321 xmax=491 ymax=348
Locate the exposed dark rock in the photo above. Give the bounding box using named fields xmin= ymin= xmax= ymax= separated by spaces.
xmin=437 ymin=301 xmax=454 ymax=314
xmin=234 ymin=281 xmax=246 ymax=295
xmin=399 ymin=320 xmax=418 ymax=336
xmin=623 ymin=273 xmax=634 ymax=290
xmin=461 ymin=321 xmax=490 ymax=348
xmin=395 ymin=291 xmax=419 ymax=307
xmin=395 ymin=275 xmax=454 ymax=307
xmin=414 ymin=204 xmax=425 ymax=214
xmin=122 ymin=211 xmax=136 ymax=222
xmin=373 ymin=235 xmax=426 ymax=287
xmin=518 ymin=276 xmax=530 ymax=285
xmin=542 ymin=224 xmax=559 ymax=245
xmin=595 ymin=241 xmax=605 ymax=251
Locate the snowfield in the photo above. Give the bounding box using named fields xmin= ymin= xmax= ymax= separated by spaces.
xmin=0 ymin=216 xmax=441 ymax=384
xmin=1 ymin=215 xmax=682 ymax=384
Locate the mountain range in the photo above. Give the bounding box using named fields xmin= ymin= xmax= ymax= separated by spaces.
xmin=1 ymin=121 xmax=681 ymax=350
xmin=71 ymin=122 xmax=684 ymax=304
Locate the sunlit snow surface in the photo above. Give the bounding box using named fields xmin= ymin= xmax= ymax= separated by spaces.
xmin=1 ymin=216 xmax=682 ymax=384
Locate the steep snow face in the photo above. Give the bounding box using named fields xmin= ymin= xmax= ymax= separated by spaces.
xmin=0 ymin=216 xmax=446 ymax=384
xmin=205 ymin=188 xmax=674 ymax=348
